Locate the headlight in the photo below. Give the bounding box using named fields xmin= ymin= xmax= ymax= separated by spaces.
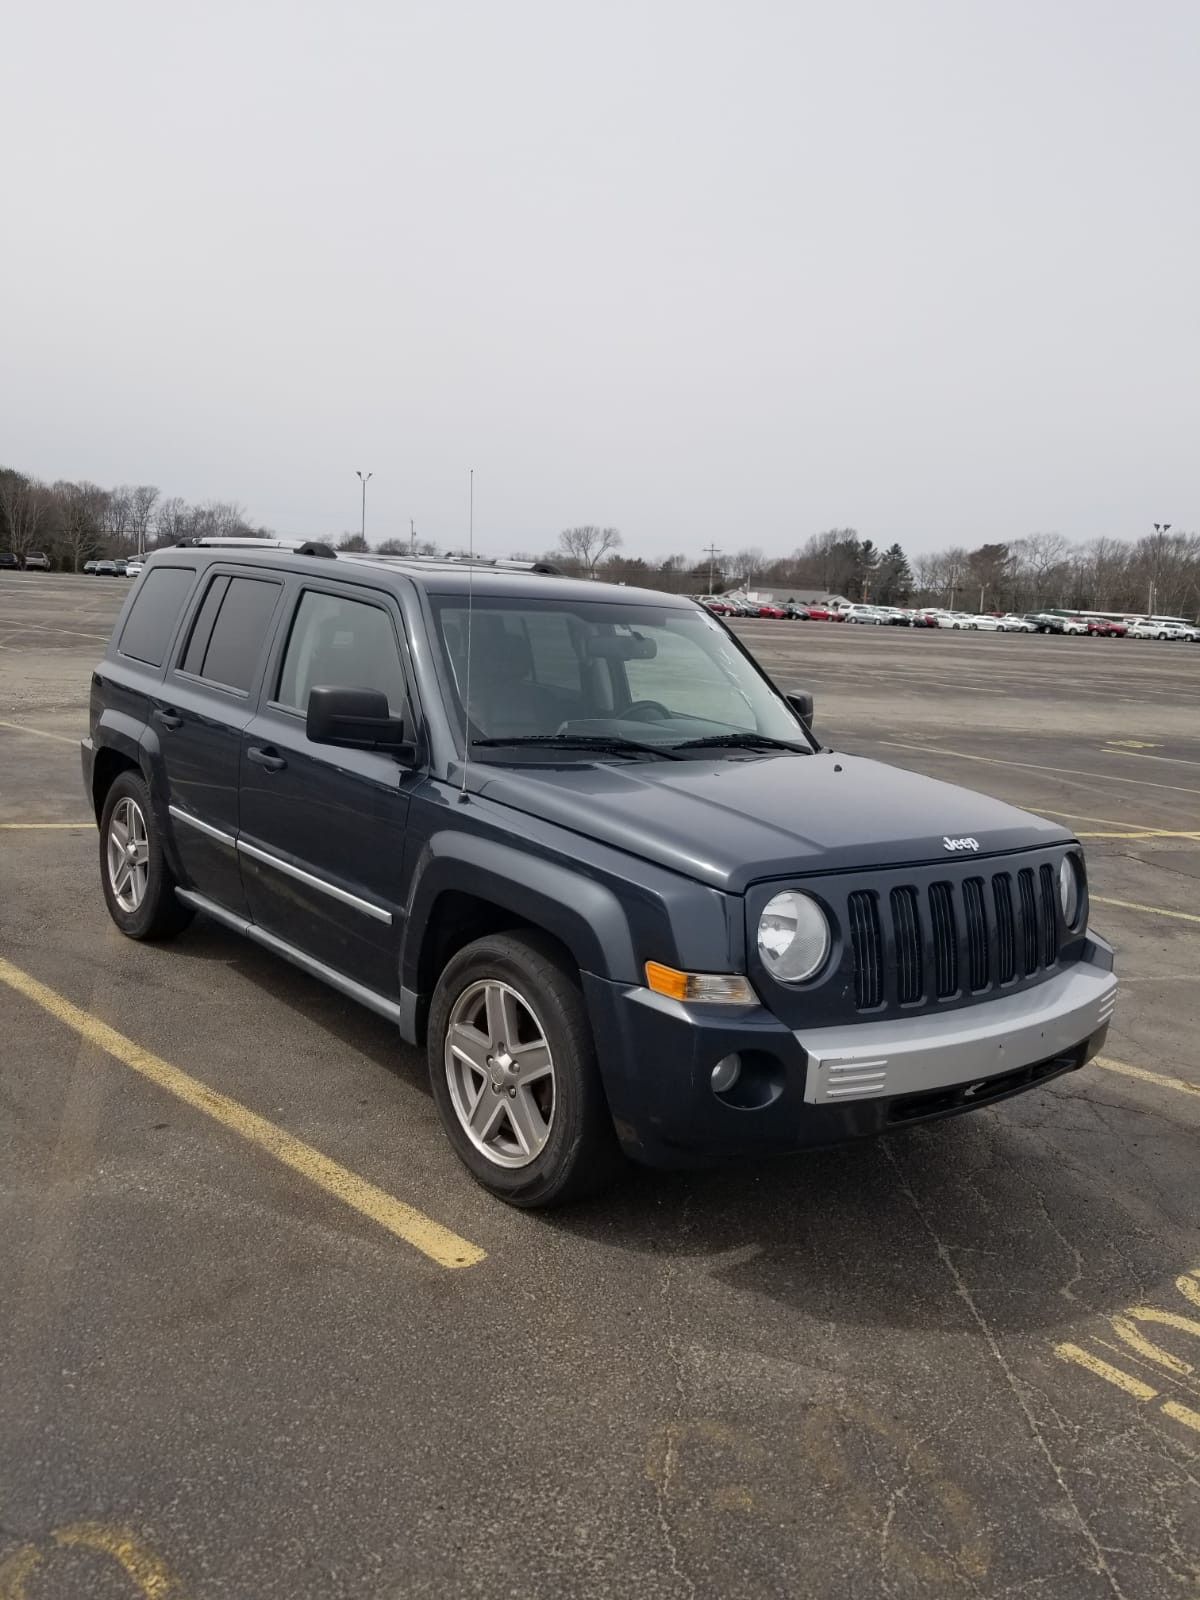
xmin=757 ymin=891 xmax=831 ymax=982
xmin=1059 ymin=855 xmax=1081 ymax=928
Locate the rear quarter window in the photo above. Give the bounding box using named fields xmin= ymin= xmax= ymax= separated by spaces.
xmin=117 ymin=567 xmax=197 ymax=666
xmin=189 ymin=575 xmax=282 ymax=693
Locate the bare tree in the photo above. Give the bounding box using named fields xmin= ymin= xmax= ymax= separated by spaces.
xmin=0 ymin=471 xmax=52 ymax=558
xmin=558 ymin=525 xmax=622 ymax=577
xmin=102 ymin=486 xmax=134 ymax=554
xmin=153 ymin=497 xmax=189 ymax=546
xmin=128 ymin=485 xmax=160 ymax=556
xmin=54 ymin=480 xmax=108 ymax=571
xmin=337 ymin=532 xmax=369 ymax=551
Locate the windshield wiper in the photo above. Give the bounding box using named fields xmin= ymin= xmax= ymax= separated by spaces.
xmin=472 ymin=734 xmax=684 ymax=760
xmin=672 ymin=732 xmax=810 ymax=754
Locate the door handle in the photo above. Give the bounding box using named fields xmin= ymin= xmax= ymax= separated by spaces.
xmin=247 ymin=745 xmax=287 ymax=773
xmin=155 ymin=709 xmax=183 ymax=731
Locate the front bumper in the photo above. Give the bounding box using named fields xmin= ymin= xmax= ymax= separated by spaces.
xmin=583 ymin=935 xmax=1116 ymax=1168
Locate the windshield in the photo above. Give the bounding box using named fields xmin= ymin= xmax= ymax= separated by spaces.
xmin=429 ymin=594 xmax=811 ymax=761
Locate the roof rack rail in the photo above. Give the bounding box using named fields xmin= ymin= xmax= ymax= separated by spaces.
xmin=340 ymin=551 xmax=563 ymax=576
xmin=170 ymin=536 xmax=336 ymax=553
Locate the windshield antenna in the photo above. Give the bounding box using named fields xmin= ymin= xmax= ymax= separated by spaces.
xmin=458 ymin=467 xmax=475 ymax=801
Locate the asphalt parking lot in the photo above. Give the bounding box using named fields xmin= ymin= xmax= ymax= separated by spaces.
xmin=1 ymin=576 xmax=1197 ymax=1600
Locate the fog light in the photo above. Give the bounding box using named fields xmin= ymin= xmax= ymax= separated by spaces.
xmin=711 ymin=1055 xmax=742 ymax=1095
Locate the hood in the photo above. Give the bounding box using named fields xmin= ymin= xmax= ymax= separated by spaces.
xmin=473 ymin=751 xmax=1072 ymax=893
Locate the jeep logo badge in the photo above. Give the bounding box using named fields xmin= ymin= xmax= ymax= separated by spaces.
xmin=943 ymin=836 xmax=980 ymax=852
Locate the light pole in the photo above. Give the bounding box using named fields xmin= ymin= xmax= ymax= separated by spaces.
xmin=356 ymin=470 xmax=373 ymax=543
xmin=703 ymin=543 xmax=722 ymax=594
xmin=1150 ymin=522 xmax=1171 ymax=615
xmin=410 ymin=518 xmax=416 ymax=555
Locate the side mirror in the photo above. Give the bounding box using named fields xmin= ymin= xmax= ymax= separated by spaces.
xmin=786 ymin=690 xmax=814 ymax=731
xmin=306 ymin=686 xmax=415 ymax=761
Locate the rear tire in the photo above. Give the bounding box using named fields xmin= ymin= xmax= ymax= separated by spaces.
xmin=428 ymin=932 xmax=623 ymax=1207
xmin=99 ymin=771 xmax=193 ymax=940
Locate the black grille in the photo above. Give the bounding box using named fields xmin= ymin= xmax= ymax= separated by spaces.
xmin=928 ymin=882 xmax=959 ymax=997
xmin=844 ymin=858 xmax=1063 ymax=1014
xmin=848 ymin=891 xmax=883 ymax=1008
xmin=891 ymin=886 xmax=923 ymax=1003
xmin=962 ymin=877 xmax=989 ymax=991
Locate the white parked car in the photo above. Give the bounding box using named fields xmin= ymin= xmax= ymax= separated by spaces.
xmin=1060 ymin=617 xmax=1088 ymax=635
xmin=934 ymin=611 xmax=972 ymax=629
xmin=964 ymin=614 xmax=1005 ymax=631
xmin=1126 ymin=618 xmax=1182 ymax=640
xmin=999 ymin=614 xmax=1036 ymax=632
xmin=1157 ymin=621 xmax=1200 ymax=641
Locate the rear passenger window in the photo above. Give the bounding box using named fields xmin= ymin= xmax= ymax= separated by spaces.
xmin=275 ymin=590 xmax=407 ymax=715
xmin=117 ymin=567 xmax=196 ymax=666
xmin=182 ymin=575 xmax=281 ymax=693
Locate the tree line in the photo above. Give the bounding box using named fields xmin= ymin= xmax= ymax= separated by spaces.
xmin=547 ymin=525 xmax=1200 ymax=617
xmin=4 ymin=464 xmax=1195 ymax=617
xmin=0 ymin=467 xmax=272 ymax=569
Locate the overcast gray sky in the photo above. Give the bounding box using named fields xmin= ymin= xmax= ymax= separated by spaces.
xmin=3 ymin=0 xmax=1197 ymax=558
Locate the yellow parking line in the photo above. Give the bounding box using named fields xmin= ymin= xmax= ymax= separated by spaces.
xmin=0 ymin=718 xmax=79 ymax=745
xmin=0 ymin=957 xmax=486 ymax=1270
xmin=1094 ymin=1057 xmax=1200 ymax=1099
xmin=0 ymin=822 xmax=95 ymax=830
xmin=1037 ymin=807 xmax=1186 ymax=832
xmin=1076 ymin=830 xmax=1200 ymax=839
xmin=1054 ymin=1342 xmax=1159 ymax=1400
xmin=1091 ymin=895 xmax=1200 ymax=926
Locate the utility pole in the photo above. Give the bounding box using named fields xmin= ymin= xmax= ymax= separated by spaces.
xmin=410 ymin=518 xmax=416 ymax=555
xmin=703 ymin=543 xmax=722 ymax=594
xmin=1150 ymin=522 xmax=1170 ymax=615
xmin=356 ymin=470 xmax=373 ymax=543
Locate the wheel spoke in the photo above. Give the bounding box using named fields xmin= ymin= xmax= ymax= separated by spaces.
xmin=131 ymin=863 xmax=148 ymax=904
xmin=507 ymin=1085 xmax=549 ymax=1157
xmin=110 ymin=817 xmax=129 ymax=849
xmin=511 ymin=1041 xmax=552 ymax=1084
xmin=448 ymin=1022 xmax=491 ymax=1077
xmin=484 ymin=984 xmax=517 ymax=1052
xmin=132 ymin=841 xmax=149 ymax=866
xmin=112 ymin=862 xmax=132 ymax=897
xmin=468 ymin=1083 xmax=505 ymax=1142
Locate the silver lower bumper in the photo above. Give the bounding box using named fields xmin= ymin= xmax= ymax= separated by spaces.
xmin=800 ymin=954 xmax=1117 ymax=1105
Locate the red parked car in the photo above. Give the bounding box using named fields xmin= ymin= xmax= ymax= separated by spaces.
xmin=755 ymin=603 xmax=787 ymax=619
xmin=806 ymin=604 xmax=846 ymax=622
xmin=1083 ymin=618 xmax=1127 ymax=637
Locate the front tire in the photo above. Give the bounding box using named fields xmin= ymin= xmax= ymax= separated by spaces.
xmin=99 ymin=771 xmax=193 ymax=940
xmin=428 ymin=933 xmax=622 ymax=1207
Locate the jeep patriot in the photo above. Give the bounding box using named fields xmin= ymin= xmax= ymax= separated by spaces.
xmin=82 ymin=539 xmax=1117 ymax=1205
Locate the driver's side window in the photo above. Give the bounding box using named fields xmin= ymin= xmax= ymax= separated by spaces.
xmin=275 ymin=590 xmax=408 ymax=717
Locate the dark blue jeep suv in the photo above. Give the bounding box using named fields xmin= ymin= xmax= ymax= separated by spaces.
xmin=83 ymin=539 xmax=1117 ymax=1206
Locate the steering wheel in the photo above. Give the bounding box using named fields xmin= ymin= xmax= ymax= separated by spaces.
xmin=622 ymin=700 xmax=672 ymax=722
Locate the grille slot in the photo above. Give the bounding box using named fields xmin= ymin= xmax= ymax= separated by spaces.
xmin=1039 ymin=864 xmax=1059 ymax=967
xmin=993 ymin=873 xmax=1016 ymax=983
xmin=962 ymin=877 xmax=989 ymax=991
xmin=928 ymin=882 xmax=959 ymax=998
xmin=1018 ymin=868 xmax=1039 ymax=975
xmin=891 ymin=886 xmax=923 ymax=1003
xmin=848 ymin=891 xmax=883 ymax=1008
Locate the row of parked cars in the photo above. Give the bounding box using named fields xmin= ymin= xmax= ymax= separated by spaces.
xmin=83 ymin=558 xmax=145 ymax=577
xmin=0 ymin=550 xmax=52 ymax=571
xmin=700 ymin=596 xmax=1200 ymax=640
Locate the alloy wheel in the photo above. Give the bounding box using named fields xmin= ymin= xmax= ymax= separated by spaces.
xmin=107 ymin=796 xmax=149 ymax=912
xmin=445 ymin=980 xmax=556 ymax=1168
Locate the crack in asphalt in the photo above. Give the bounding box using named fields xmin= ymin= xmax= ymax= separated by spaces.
xmin=882 ymin=1141 xmax=1132 ymax=1600
xmin=652 ymin=1202 xmax=697 ymax=1600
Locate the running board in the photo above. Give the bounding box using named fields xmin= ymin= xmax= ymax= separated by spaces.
xmin=175 ymin=889 xmax=405 ymax=1027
